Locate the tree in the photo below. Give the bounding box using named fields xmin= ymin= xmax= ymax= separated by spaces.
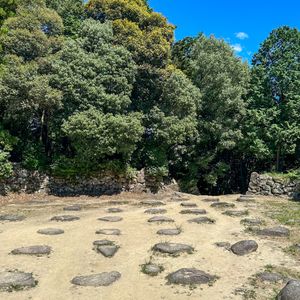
xmin=245 ymin=26 xmax=300 ymax=172
xmin=0 ymin=0 xmax=18 ymax=27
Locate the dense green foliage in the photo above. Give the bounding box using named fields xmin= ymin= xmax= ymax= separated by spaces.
xmin=0 ymin=0 xmax=299 ymax=193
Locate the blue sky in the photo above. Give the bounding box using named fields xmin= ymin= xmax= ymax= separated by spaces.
xmin=148 ymin=0 xmax=300 ymax=61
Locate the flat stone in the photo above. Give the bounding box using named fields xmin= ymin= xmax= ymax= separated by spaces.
xmin=0 ymin=214 xmax=26 ymax=222
xmin=50 ymin=215 xmax=80 ymax=222
xmin=157 ymin=228 xmax=181 ymax=236
xmin=180 ymin=209 xmax=207 ymax=215
xmin=0 ymin=271 xmax=37 ymax=291
xmin=211 ymin=202 xmax=235 ymax=208
xmin=202 ymin=198 xmax=220 ymax=202
xmin=71 ymin=271 xmax=121 ymax=287
xmin=93 ymin=240 xmax=115 ymax=246
xmin=63 ymin=205 xmax=82 ymax=211
xmin=231 ymin=240 xmax=258 ymax=256
xmin=223 ymin=210 xmax=248 ymax=217
xmin=140 ymin=200 xmax=166 ymax=206
xmin=258 ymin=226 xmax=290 ymax=237
xmin=277 ymin=280 xmax=300 ymax=299
xmin=166 ymin=268 xmax=215 ymax=285
xmin=144 ymin=208 xmax=167 ymax=214
xmin=96 ymin=245 xmax=119 ymax=257
xmin=241 ymin=218 xmax=263 ymax=226
xmin=215 ymin=242 xmax=231 ymax=250
xmin=37 ymin=228 xmax=64 ymax=235
xmin=188 ymin=217 xmax=215 ymax=224
xmin=107 ymin=208 xmax=123 ymax=213
xmin=258 ymin=272 xmax=283 ymax=282
xmin=96 ymin=229 xmax=121 ymax=236
xmin=142 ymin=264 xmax=162 ymax=276
xmin=237 ymin=196 xmax=256 ymax=203
xmin=152 ymin=242 xmax=194 ymax=255
xmin=11 ymin=245 xmax=52 ymax=256
xmin=180 ymin=202 xmax=198 ymax=207
xmin=98 ymin=216 xmax=123 ymax=222
xmin=148 ymin=216 xmax=174 ymax=223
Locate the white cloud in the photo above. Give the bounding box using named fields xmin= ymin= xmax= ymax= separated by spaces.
xmin=231 ymin=43 xmax=243 ymax=53
xmin=235 ymin=32 xmax=249 ymax=40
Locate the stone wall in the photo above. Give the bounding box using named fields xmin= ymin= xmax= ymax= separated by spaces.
xmin=247 ymin=172 xmax=300 ymax=200
xmin=0 ymin=164 xmax=178 ymax=196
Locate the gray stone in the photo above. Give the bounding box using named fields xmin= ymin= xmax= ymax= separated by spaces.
xmin=0 ymin=214 xmax=26 ymax=222
xmin=210 ymin=202 xmax=235 ymax=208
xmin=0 ymin=271 xmax=37 ymax=291
xmin=140 ymin=200 xmax=166 ymax=206
xmin=63 ymin=205 xmax=82 ymax=211
xmin=157 ymin=228 xmax=181 ymax=236
xmin=277 ymin=280 xmax=300 ymax=299
xmin=231 ymin=240 xmax=258 ymax=256
xmin=152 ymin=242 xmax=194 ymax=255
xmin=188 ymin=217 xmax=215 ymax=224
xmin=166 ymin=268 xmax=215 ymax=285
xmin=241 ymin=218 xmax=263 ymax=226
xmin=258 ymin=272 xmax=283 ymax=282
xmin=71 ymin=271 xmax=121 ymax=287
xmin=180 ymin=202 xmax=198 ymax=207
xmin=96 ymin=229 xmax=121 ymax=236
xmin=50 ymin=215 xmax=80 ymax=222
xmin=98 ymin=216 xmax=123 ymax=222
xmin=144 ymin=208 xmax=167 ymax=214
xmin=148 ymin=216 xmax=174 ymax=223
xmin=215 ymin=242 xmax=231 ymax=250
xmin=142 ymin=264 xmax=163 ymax=276
xmin=180 ymin=209 xmax=207 ymax=215
xmin=11 ymin=245 xmax=52 ymax=256
xmin=223 ymin=210 xmax=249 ymax=217
xmin=93 ymin=240 xmax=114 ymax=246
xmin=237 ymin=196 xmax=256 ymax=203
xmin=258 ymin=226 xmax=290 ymax=237
xmin=202 ymin=198 xmax=220 ymax=202
xmin=96 ymin=245 xmax=119 ymax=257
xmin=107 ymin=208 xmax=123 ymax=213
xmin=37 ymin=228 xmax=64 ymax=235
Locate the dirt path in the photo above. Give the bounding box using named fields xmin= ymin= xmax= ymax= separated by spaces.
xmin=0 ymin=193 xmax=299 ymax=300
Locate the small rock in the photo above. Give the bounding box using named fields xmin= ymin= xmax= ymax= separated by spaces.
xmin=180 ymin=202 xmax=197 ymax=207
xmin=188 ymin=217 xmax=215 ymax=224
xmin=166 ymin=268 xmax=216 ymax=285
xmin=215 ymin=242 xmax=231 ymax=250
xmin=0 ymin=214 xmax=26 ymax=222
xmin=0 ymin=271 xmax=37 ymax=291
xmin=211 ymin=202 xmax=235 ymax=208
xmin=231 ymin=240 xmax=258 ymax=256
xmin=202 ymin=198 xmax=220 ymax=202
xmin=98 ymin=216 xmax=123 ymax=222
xmin=63 ymin=205 xmax=82 ymax=211
xmin=152 ymin=242 xmax=194 ymax=255
xmin=258 ymin=226 xmax=290 ymax=237
xmin=223 ymin=210 xmax=248 ymax=217
xmin=277 ymin=280 xmax=300 ymax=299
xmin=140 ymin=200 xmax=166 ymax=206
xmin=11 ymin=245 xmax=52 ymax=256
xmin=258 ymin=272 xmax=283 ymax=282
xmin=142 ymin=264 xmax=163 ymax=276
xmin=96 ymin=245 xmax=119 ymax=258
xmin=157 ymin=228 xmax=181 ymax=236
xmin=107 ymin=208 xmax=123 ymax=213
xmin=51 ymin=215 xmax=80 ymax=222
xmin=71 ymin=271 xmax=121 ymax=287
xmin=93 ymin=240 xmax=115 ymax=246
xmin=144 ymin=208 xmax=167 ymax=214
xmin=148 ymin=216 xmax=174 ymax=223
xmin=37 ymin=228 xmax=64 ymax=235
xmin=96 ymin=229 xmax=121 ymax=235
xmin=180 ymin=209 xmax=207 ymax=215
xmin=237 ymin=196 xmax=256 ymax=203
xmin=241 ymin=218 xmax=263 ymax=226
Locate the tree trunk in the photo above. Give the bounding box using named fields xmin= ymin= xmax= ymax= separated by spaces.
xmin=276 ymin=145 xmax=281 ymax=172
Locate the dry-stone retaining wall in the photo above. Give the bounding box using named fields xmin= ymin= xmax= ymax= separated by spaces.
xmin=0 ymin=164 xmax=178 ymax=196
xmin=247 ymin=172 xmax=300 ymax=200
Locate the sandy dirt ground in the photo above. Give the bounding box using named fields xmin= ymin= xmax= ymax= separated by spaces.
xmin=0 ymin=192 xmax=299 ymax=300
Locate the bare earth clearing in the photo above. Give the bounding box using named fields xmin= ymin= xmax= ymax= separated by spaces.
xmin=0 ymin=192 xmax=299 ymax=300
